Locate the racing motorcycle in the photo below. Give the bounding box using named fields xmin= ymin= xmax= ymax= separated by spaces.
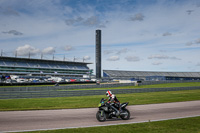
xmin=96 ymin=98 xmax=130 ymax=122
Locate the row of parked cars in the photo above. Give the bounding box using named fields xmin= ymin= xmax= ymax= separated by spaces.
xmin=0 ymin=75 xmax=96 ymax=84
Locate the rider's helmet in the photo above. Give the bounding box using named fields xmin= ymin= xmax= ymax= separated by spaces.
xmin=106 ymin=90 xmax=112 ymax=97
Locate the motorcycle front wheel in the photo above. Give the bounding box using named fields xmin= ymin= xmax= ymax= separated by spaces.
xmin=96 ymin=110 xmax=106 ymax=122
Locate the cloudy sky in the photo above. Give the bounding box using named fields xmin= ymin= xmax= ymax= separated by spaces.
xmin=0 ymin=0 xmax=200 ymax=72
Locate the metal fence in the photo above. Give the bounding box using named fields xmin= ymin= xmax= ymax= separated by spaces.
xmin=141 ymin=80 xmax=200 ymax=85
xmin=0 ymin=86 xmax=200 ymax=99
xmin=0 ymin=83 xmax=135 ymax=92
xmin=0 ymin=80 xmax=200 ymax=99
xmin=1 ymin=80 xmax=200 ymax=92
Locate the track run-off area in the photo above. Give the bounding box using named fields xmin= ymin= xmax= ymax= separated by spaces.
xmin=0 ymin=100 xmax=200 ymax=133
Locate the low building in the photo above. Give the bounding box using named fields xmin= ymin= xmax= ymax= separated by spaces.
xmin=103 ymin=70 xmax=200 ymax=81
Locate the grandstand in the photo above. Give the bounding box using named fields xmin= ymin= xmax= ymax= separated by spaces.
xmin=0 ymin=56 xmax=92 ymax=79
xmin=103 ymin=70 xmax=200 ymax=81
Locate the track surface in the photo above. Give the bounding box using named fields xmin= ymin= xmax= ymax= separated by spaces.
xmin=0 ymin=100 xmax=200 ymax=132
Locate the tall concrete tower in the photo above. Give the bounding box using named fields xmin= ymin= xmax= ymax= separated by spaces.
xmin=96 ymin=29 xmax=101 ymax=80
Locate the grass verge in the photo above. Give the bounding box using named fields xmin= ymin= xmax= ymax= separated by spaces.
xmin=0 ymin=89 xmax=200 ymax=111
xmin=1 ymin=82 xmax=200 ymax=91
xmin=59 ymin=82 xmax=200 ymax=91
xmin=19 ymin=116 xmax=200 ymax=133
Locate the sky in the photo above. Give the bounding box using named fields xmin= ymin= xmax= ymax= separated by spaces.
xmin=0 ymin=0 xmax=200 ymax=73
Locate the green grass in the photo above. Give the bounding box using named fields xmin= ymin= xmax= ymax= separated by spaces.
xmin=138 ymin=82 xmax=200 ymax=88
xmin=59 ymin=82 xmax=200 ymax=91
xmin=1 ymin=82 xmax=200 ymax=91
xmin=20 ymin=116 xmax=200 ymax=133
xmin=1 ymin=89 xmax=200 ymax=111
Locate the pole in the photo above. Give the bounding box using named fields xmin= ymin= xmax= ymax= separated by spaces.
xmin=96 ymin=29 xmax=101 ymax=84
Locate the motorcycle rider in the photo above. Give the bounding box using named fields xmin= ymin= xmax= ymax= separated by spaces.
xmin=106 ymin=90 xmax=121 ymax=116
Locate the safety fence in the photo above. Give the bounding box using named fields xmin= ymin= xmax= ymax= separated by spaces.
xmin=1 ymin=80 xmax=200 ymax=92
xmin=0 ymin=86 xmax=200 ymax=99
xmin=0 ymin=83 xmax=134 ymax=92
xmin=141 ymin=80 xmax=200 ymax=85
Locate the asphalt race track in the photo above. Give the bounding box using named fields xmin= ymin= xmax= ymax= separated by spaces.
xmin=0 ymin=100 xmax=200 ymax=132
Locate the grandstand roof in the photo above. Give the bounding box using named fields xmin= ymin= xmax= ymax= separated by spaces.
xmin=103 ymin=70 xmax=200 ymax=78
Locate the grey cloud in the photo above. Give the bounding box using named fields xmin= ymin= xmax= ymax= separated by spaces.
xmin=64 ymin=45 xmax=73 ymax=51
xmin=65 ymin=16 xmax=107 ymax=28
xmin=195 ymin=38 xmax=200 ymax=44
xmin=148 ymin=54 xmax=181 ymax=60
xmin=83 ymin=16 xmax=107 ymax=28
xmin=98 ymin=24 xmax=106 ymax=28
xmin=159 ymin=50 xmax=167 ymax=52
xmin=196 ymin=63 xmax=200 ymax=66
xmin=116 ymin=48 xmax=128 ymax=55
xmin=185 ymin=42 xmax=193 ymax=46
xmin=16 ymin=44 xmax=40 ymax=56
xmin=186 ymin=10 xmax=194 ymax=15
xmin=163 ymin=32 xmax=172 ymax=36
xmin=0 ymin=7 xmax=20 ymax=16
xmin=42 ymin=47 xmax=55 ymax=55
xmin=104 ymin=48 xmax=128 ymax=55
xmin=104 ymin=50 xmax=114 ymax=55
xmin=125 ymin=56 xmax=140 ymax=62
xmin=169 ymin=57 xmax=181 ymax=60
xmin=83 ymin=16 xmax=98 ymax=26
xmin=148 ymin=54 xmax=168 ymax=59
xmin=2 ymin=30 xmax=23 ymax=36
xmin=65 ymin=17 xmax=83 ymax=26
xmin=83 ymin=56 xmax=91 ymax=61
xmin=152 ymin=62 xmax=162 ymax=65
xmin=130 ymin=13 xmax=144 ymax=21
xmin=107 ymin=56 xmax=120 ymax=61
xmin=185 ymin=38 xmax=200 ymax=46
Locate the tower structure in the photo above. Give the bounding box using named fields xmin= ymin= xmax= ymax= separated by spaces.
xmin=96 ymin=29 xmax=101 ymax=81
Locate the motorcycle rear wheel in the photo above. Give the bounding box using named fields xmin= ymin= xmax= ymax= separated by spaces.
xmin=96 ymin=111 xmax=106 ymax=122
xmin=120 ymin=109 xmax=130 ymax=120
